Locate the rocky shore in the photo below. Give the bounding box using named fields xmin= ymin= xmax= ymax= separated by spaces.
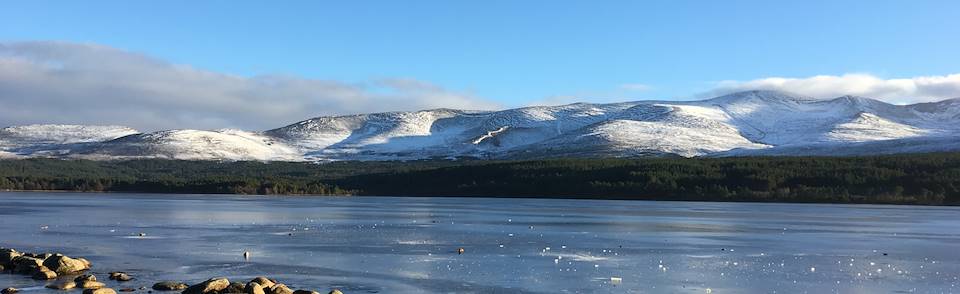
xmin=1 ymin=248 xmax=342 ymax=294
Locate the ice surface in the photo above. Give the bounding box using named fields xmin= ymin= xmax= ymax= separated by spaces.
xmin=1 ymin=192 xmax=959 ymax=293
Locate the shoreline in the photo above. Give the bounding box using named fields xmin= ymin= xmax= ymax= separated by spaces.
xmin=1 ymin=248 xmax=342 ymax=294
xmin=1 ymin=189 xmax=956 ymax=207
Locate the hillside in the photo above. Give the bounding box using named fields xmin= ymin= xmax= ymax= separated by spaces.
xmin=1 ymin=90 xmax=958 ymax=161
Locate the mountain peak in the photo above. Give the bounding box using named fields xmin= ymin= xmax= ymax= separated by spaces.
xmin=706 ymin=89 xmax=816 ymax=104
xmin=3 ymin=92 xmax=959 ymax=161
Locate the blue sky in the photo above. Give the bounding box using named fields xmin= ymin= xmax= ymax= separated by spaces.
xmin=1 ymin=0 xmax=959 ymax=130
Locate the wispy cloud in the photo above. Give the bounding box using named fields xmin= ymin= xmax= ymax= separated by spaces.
xmin=703 ymin=73 xmax=960 ymax=104
xmin=0 ymin=41 xmax=500 ymax=131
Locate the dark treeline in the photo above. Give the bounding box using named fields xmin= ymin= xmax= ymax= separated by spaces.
xmin=1 ymin=152 xmax=959 ymax=205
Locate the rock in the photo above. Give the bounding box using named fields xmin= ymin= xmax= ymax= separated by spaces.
xmin=84 ymin=288 xmax=118 ymax=294
xmin=46 ymin=281 xmax=77 ymax=290
xmin=457 ymin=248 xmax=465 ymax=255
xmin=77 ymin=258 xmax=92 ymax=268
xmin=248 ymin=277 xmax=274 ymax=289
xmin=267 ymin=284 xmax=293 ymax=294
xmin=292 ymin=291 xmax=319 ymax=294
xmin=80 ymin=281 xmax=107 ymax=290
xmin=152 ymin=281 xmax=188 ymax=291
xmin=118 ymin=288 xmax=136 ymax=292
xmin=75 ymin=274 xmax=98 ymax=283
xmin=223 ymin=282 xmax=245 ymax=294
xmin=328 ymin=290 xmax=343 ymax=294
xmin=12 ymin=256 xmax=44 ymax=273
xmin=32 ymin=266 xmax=58 ymax=280
xmin=244 ymin=283 xmax=265 ymax=294
xmin=1 ymin=288 xmax=18 ymax=294
xmin=0 ymin=265 xmax=4 ymax=271
xmin=182 ymin=278 xmax=230 ymax=294
xmin=109 ymin=272 xmax=133 ymax=282
xmin=0 ymin=249 xmax=20 ymax=267
xmin=43 ymin=254 xmax=90 ymax=274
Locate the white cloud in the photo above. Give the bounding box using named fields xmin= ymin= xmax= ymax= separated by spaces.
xmin=705 ymin=73 xmax=960 ymax=104
xmin=0 ymin=41 xmax=500 ymax=131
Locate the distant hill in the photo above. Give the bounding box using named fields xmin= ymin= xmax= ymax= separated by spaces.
xmin=2 ymin=90 xmax=959 ymax=161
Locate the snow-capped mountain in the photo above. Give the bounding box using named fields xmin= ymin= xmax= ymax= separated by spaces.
xmin=2 ymin=90 xmax=958 ymax=161
xmin=0 ymin=125 xmax=139 ymax=157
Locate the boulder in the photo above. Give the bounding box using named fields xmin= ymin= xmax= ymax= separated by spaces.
xmin=77 ymin=258 xmax=92 ymax=268
xmin=109 ymin=272 xmax=133 ymax=282
xmin=248 ymin=277 xmax=274 ymax=289
xmin=328 ymin=290 xmax=343 ymax=294
xmin=12 ymin=256 xmax=44 ymax=273
xmin=1 ymin=288 xmax=18 ymax=294
xmin=46 ymin=281 xmax=77 ymax=290
xmin=80 ymin=281 xmax=107 ymax=290
xmin=0 ymin=249 xmax=21 ymax=267
xmin=43 ymin=254 xmax=90 ymax=274
xmin=223 ymin=282 xmax=245 ymax=294
xmin=182 ymin=277 xmax=230 ymax=294
xmin=153 ymin=281 xmax=189 ymax=291
xmin=84 ymin=288 xmax=118 ymax=294
xmin=244 ymin=283 xmax=265 ymax=294
xmin=32 ymin=266 xmax=58 ymax=280
xmin=75 ymin=274 xmax=98 ymax=283
xmin=267 ymin=284 xmax=293 ymax=294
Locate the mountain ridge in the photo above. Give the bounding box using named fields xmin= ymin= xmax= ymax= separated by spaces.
xmin=2 ymin=90 xmax=958 ymax=161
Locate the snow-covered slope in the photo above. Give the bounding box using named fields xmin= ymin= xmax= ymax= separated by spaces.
xmin=0 ymin=124 xmax=139 ymax=156
xmin=72 ymin=129 xmax=302 ymax=161
xmin=2 ymin=90 xmax=958 ymax=161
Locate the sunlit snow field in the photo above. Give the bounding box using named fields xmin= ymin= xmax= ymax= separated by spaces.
xmin=1 ymin=192 xmax=959 ymax=293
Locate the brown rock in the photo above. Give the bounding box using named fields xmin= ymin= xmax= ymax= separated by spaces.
xmin=266 ymin=284 xmax=292 ymax=294
xmin=43 ymin=254 xmax=90 ymax=275
xmin=75 ymin=274 xmax=98 ymax=283
xmin=248 ymin=277 xmax=274 ymax=289
xmin=109 ymin=272 xmax=133 ymax=282
xmin=152 ymin=281 xmax=188 ymax=291
xmin=81 ymin=281 xmax=107 ymax=290
xmin=182 ymin=278 xmax=230 ymax=294
xmin=0 ymin=249 xmax=20 ymax=267
xmin=77 ymin=258 xmax=92 ymax=268
xmin=32 ymin=266 xmax=58 ymax=280
xmin=244 ymin=283 xmax=264 ymax=294
xmin=328 ymin=290 xmax=343 ymax=294
xmin=84 ymin=288 xmax=118 ymax=294
xmin=12 ymin=256 xmax=44 ymax=273
xmin=1 ymin=287 xmax=19 ymax=294
xmin=223 ymin=282 xmax=245 ymax=294
xmin=46 ymin=281 xmax=77 ymax=290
